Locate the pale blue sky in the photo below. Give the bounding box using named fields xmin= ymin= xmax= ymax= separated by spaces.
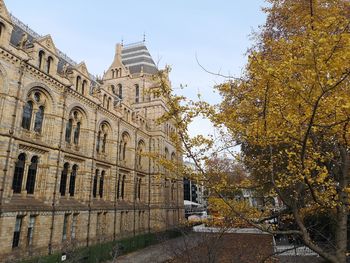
xmin=5 ymin=0 xmax=267 ymax=135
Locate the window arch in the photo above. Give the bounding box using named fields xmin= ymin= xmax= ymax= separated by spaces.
xmin=121 ymin=175 xmax=126 ymax=199
xmin=21 ymin=89 xmax=48 ymax=133
xmin=38 ymin=50 xmax=45 ymax=70
xmin=93 ymin=169 xmax=99 ymax=198
xmin=99 ymin=171 xmax=105 ymax=198
xmin=135 ymin=84 xmax=140 ymax=103
xmin=69 ymin=164 xmax=78 ymax=196
xmin=46 ymin=56 xmax=53 ymax=74
xmin=76 ymin=76 xmax=81 ymax=92
xmin=12 ymin=153 xmax=26 ymax=193
xmin=82 ymin=80 xmax=87 ymax=95
xmin=137 ymin=140 xmax=145 ymax=168
xmin=65 ymin=110 xmax=83 ymax=145
xmin=60 ymin=162 xmax=69 ymax=196
xmin=21 ymin=101 xmax=33 ymax=130
xmin=96 ymin=122 xmax=110 ymax=154
xmin=34 ymin=106 xmax=44 ymax=132
xmin=26 ymin=156 xmax=38 ymax=194
xmin=107 ymin=97 xmax=112 ymax=110
xmin=118 ymin=84 xmax=122 ymax=99
xmin=103 ymin=94 xmax=107 ymax=108
xmin=119 ymin=132 xmax=130 ymax=161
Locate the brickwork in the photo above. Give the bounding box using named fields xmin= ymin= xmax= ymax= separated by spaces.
xmin=0 ymin=1 xmax=184 ymax=262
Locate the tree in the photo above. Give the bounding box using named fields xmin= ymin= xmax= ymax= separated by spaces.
xmin=152 ymin=1 xmax=350 ymax=262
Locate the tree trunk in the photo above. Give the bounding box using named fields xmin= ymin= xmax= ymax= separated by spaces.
xmin=336 ymin=146 xmax=349 ymax=263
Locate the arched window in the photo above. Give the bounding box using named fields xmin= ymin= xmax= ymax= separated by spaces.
xmin=99 ymin=171 xmax=105 ymax=198
xmin=111 ymin=85 xmax=116 ymax=95
xmin=38 ymin=50 xmax=45 ymax=70
xmin=117 ymin=174 xmax=121 ymax=199
xmin=34 ymin=106 xmax=44 ymax=133
xmin=69 ymin=164 xmax=77 ymax=196
xmin=46 ymin=56 xmax=53 ymax=74
xmin=60 ymin=163 xmax=69 ymax=196
xmin=107 ymin=97 xmax=112 ymax=110
xmin=103 ymin=94 xmax=107 ymax=108
xmin=76 ymin=76 xmax=81 ymax=92
xmin=73 ymin=122 xmax=80 ymax=145
xmin=97 ymin=123 xmax=109 ymax=154
xmin=102 ymin=134 xmax=107 ymax=153
xmin=65 ymin=119 xmax=73 ymax=143
xmin=96 ymin=131 xmax=101 ymax=152
xmin=165 ymin=148 xmax=169 ymax=159
xmin=0 ymin=22 xmax=4 ymax=39
xmin=82 ymin=80 xmax=87 ymax=95
xmin=118 ymin=84 xmax=122 ymax=99
xmin=26 ymin=156 xmax=38 ymax=194
xmin=135 ymin=84 xmax=139 ymax=103
xmin=93 ymin=169 xmax=98 ymax=198
xmin=21 ymin=101 xmax=33 ymax=130
xmin=119 ymin=68 xmax=122 ymax=77
xmin=111 ymin=69 xmax=115 ymax=78
xmin=121 ymin=175 xmax=126 ymax=199
xmin=12 ymin=153 xmax=26 ymax=193
xmin=137 ymin=178 xmax=141 ymax=199
xmin=137 ymin=140 xmax=145 ymax=168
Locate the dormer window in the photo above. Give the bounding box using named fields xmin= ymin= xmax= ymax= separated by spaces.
xmin=82 ymin=80 xmax=87 ymax=95
xmin=76 ymin=76 xmax=81 ymax=92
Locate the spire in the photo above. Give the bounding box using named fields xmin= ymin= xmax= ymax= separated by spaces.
xmin=143 ymin=32 xmax=146 ymax=43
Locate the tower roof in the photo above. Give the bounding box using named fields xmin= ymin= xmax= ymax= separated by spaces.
xmin=121 ymin=41 xmax=158 ymax=75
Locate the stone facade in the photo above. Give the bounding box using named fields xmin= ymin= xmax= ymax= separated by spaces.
xmin=0 ymin=1 xmax=184 ymax=261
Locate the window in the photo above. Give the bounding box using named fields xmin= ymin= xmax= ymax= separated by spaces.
xmin=27 ymin=215 xmax=35 ymax=246
xmin=117 ymin=174 xmax=121 ymax=199
xmin=107 ymin=97 xmax=112 ymax=110
xmin=21 ymin=101 xmax=33 ymax=130
xmin=38 ymin=50 xmax=44 ymax=70
xmin=118 ymin=84 xmax=122 ymax=99
xmin=65 ymin=119 xmax=73 ymax=143
xmin=103 ymin=94 xmax=107 ymax=108
xmin=76 ymin=76 xmax=81 ymax=92
xmin=69 ymin=164 xmax=77 ymax=196
xmin=12 ymin=216 xmax=22 ymax=248
xmin=73 ymin=122 xmax=80 ymax=145
xmin=99 ymin=171 xmax=105 ymax=198
xmin=60 ymin=163 xmax=69 ymax=196
xmin=26 ymin=156 xmax=38 ymax=194
xmin=62 ymin=214 xmax=69 ymax=241
xmin=82 ymin=80 xmax=87 ymax=95
xmin=120 ymin=132 xmax=129 ymax=161
xmin=12 ymin=153 xmax=26 ymax=193
xmin=135 ymin=84 xmax=139 ymax=103
xmin=96 ymin=123 xmax=109 ymax=154
xmin=93 ymin=169 xmax=98 ymax=198
xmin=121 ymin=175 xmax=126 ymax=199
xmin=137 ymin=178 xmax=141 ymax=200
xmin=34 ymin=106 xmax=44 ymax=132
xmin=71 ymin=214 xmax=78 ymax=239
xmin=96 ymin=131 xmax=101 ymax=152
xmin=66 ymin=110 xmax=83 ymax=145
xmin=46 ymin=56 xmax=53 ymax=74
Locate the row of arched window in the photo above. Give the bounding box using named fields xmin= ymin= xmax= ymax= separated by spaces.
xmin=65 ymin=110 xmax=82 ymax=145
xmin=12 ymin=153 xmax=38 ymax=194
xmin=111 ymin=68 xmax=122 ymax=78
xmin=75 ymin=76 xmax=88 ymax=95
xmin=102 ymin=94 xmax=113 ymax=110
xmin=93 ymin=169 xmax=105 ymax=198
xmin=59 ymin=162 xmax=78 ymax=197
xmin=22 ymin=91 xmax=45 ymax=133
xmin=38 ymin=50 xmax=53 ymax=75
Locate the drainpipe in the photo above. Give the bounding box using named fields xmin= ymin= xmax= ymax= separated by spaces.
xmin=48 ymin=86 xmax=68 ymax=254
xmin=113 ymin=118 xmax=120 ymax=240
xmin=87 ymin=106 xmax=98 ymax=247
xmin=148 ymin=136 xmax=151 ymax=233
xmin=0 ymin=59 xmax=27 ymax=207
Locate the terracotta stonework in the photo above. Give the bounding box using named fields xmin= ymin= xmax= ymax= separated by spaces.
xmin=0 ymin=1 xmax=184 ymax=261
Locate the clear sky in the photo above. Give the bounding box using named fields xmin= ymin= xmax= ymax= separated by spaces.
xmin=5 ymin=0 xmax=267 ymax=136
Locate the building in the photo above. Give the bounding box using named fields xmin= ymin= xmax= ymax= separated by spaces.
xmin=0 ymin=1 xmax=184 ymax=261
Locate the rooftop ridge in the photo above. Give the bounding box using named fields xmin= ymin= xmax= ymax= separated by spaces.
xmin=123 ymin=41 xmax=146 ymax=49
